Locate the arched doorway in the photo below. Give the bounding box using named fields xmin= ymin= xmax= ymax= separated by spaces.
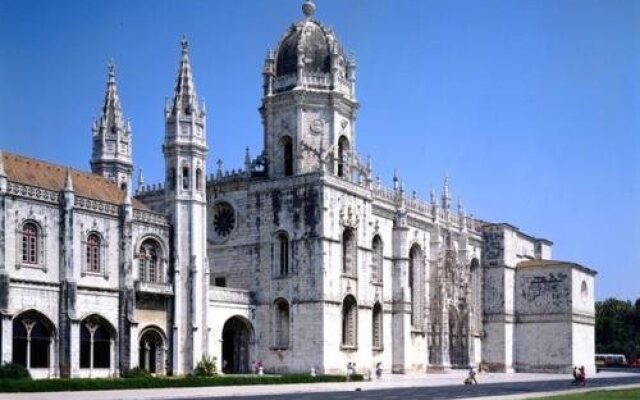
xmin=138 ymin=327 xmax=166 ymax=375
xmin=449 ymin=306 xmax=469 ymax=368
xmin=222 ymin=316 xmax=253 ymax=374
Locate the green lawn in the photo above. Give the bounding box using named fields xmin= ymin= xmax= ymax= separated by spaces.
xmin=532 ymin=388 xmax=640 ymax=399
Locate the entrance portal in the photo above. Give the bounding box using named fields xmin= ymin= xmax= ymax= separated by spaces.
xmin=139 ymin=328 xmax=165 ymax=375
xmin=222 ymin=316 xmax=253 ymax=374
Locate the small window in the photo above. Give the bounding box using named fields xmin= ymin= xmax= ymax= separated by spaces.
xmin=86 ymin=233 xmax=101 ymax=273
xmin=275 ymin=232 xmax=289 ymax=277
xmin=274 ymin=299 xmax=290 ymax=348
xmin=371 ymin=235 xmax=383 ymax=284
xmin=214 ymin=277 xmax=227 ymax=287
xmin=282 ymin=136 xmax=293 ymax=176
xmin=21 ymin=222 xmax=38 ymax=265
xmin=337 ymin=136 xmax=350 ymax=178
xmin=196 ymin=168 xmax=202 ymax=191
xmin=182 ymin=166 xmax=190 ymax=190
xmin=372 ymin=302 xmax=382 ymax=349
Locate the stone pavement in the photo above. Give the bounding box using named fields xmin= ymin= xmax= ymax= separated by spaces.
xmin=1 ymin=371 xmax=639 ymax=400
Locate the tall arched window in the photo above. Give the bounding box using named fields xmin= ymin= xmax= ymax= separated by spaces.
xmin=372 ymin=302 xmax=382 ymax=349
xmin=342 ymin=295 xmax=357 ymax=347
xmin=275 ymin=232 xmax=289 ymax=277
xmin=182 ymin=166 xmax=190 ymax=190
xmin=168 ymin=168 xmax=176 ymax=190
xmin=337 ymin=136 xmax=350 ymax=178
xmin=371 ymin=235 xmax=383 ymax=284
xmin=22 ymin=222 xmax=39 ymax=265
xmin=138 ymin=239 xmax=161 ymax=283
xmin=273 ymin=299 xmax=290 ymax=349
xmin=342 ymin=228 xmax=356 ymax=276
xmin=282 ymin=136 xmax=293 ymax=176
xmin=195 ymin=168 xmax=203 ymax=191
xmin=12 ymin=311 xmax=54 ymax=369
xmin=80 ymin=316 xmax=114 ymax=369
xmin=86 ymin=233 xmax=101 ymax=273
xmin=409 ymin=245 xmax=424 ymax=328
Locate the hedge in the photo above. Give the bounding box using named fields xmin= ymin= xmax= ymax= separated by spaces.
xmin=0 ymin=373 xmax=364 ymax=393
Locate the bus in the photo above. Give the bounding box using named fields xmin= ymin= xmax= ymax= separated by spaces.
xmin=595 ymin=354 xmax=628 ymax=367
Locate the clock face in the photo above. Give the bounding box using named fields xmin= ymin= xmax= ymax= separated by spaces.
xmin=212 ymin=202 xmax=235 ymax=238
xmin=310 ymin=118 xmax=324 ymax=134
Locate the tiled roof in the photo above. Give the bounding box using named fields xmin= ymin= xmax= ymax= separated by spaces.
xmin=2 ymin=151 xmax=149 ymax=210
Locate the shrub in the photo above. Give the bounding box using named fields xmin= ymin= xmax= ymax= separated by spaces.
xmin=120 ymin=366 xmax=151 ymax=379
xmin=193 ymin=356 xmax=217 ymax=377
xmin=0 ymin=363 xmax=31 ymax=380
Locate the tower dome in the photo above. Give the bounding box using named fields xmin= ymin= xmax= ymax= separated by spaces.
xmin=265 ymin=0 xmax=354 ymax=95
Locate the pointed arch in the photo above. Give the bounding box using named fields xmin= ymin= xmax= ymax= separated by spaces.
xmin=342 ymin=228 xmax=356 ymax=276
xmin=12 ymin=310 xmax=56 ymax=369
xmin=80 ymin=314 xmax=116 ymax=370
xmin=372 ymin=301 xmax=383 ymax=349
xmin=274 ymin=231 xmax=290 ymax=277
xmin=409 ymin=244 xmax=425 ymax=328
xmin=137 ymin=238 xmax=165 ymax=283
xmin=337 ymin=135 xmax=350 ymax=178
xmin=341 ymin=295 xmax=357 ymax=347
xmin=371 ymin=235 xmax=383 ymax=284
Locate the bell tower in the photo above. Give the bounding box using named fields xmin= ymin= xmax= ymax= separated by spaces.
xmin=261 ymin=0 xmax=358 ymax=178
xmin=91 ymin=61 xmax=133 ymax=194
xmin=162 ymin=36 xmax=209 ymax=374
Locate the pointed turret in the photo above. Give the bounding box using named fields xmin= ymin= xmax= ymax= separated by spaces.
xmin=441 ymin=174 xmax=451 ymax=211
xmin=90 ymin=60 xmax=133 ymax=195
xmin=169 ymin=36 xmax=203 ymax=120
xmin=64 ymin=168 xmax=74 ymax=192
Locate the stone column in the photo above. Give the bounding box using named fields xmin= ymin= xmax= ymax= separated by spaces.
xmin=1 ymin=314 xmax=12 ymax=364
xmin=69 ymin=320 xmax=80 ymax=377
xmin=391 ymin=208 xmax=410 ymax=373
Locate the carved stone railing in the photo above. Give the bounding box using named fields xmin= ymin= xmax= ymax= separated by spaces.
xmin=7 ymin=182 xmax=60 ymax=204
xmin=76 ymin=196 xmax=119 ymax=216
xmin=209 ymin=286 xmax=252 ymax=305
xmin=135 ymin=280 xmax=173 ymax=296
xmin=273 ymin=74 xmax=297 ymax=92
xmin=133 ymin=209 xmax=169 ymax=226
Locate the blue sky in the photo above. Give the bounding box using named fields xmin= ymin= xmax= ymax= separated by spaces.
xmin=0 ymin=0 xmax=638 ymax=300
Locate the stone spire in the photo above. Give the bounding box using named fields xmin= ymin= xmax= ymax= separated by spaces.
xmin=64 ymin=168 xmax=74 ymax=192
xmin=170 ymin=35 xmax=201 ymax=118
xmin=91 ymin=60 xmax=133 ymax=194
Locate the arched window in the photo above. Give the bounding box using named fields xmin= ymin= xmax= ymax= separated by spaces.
xmin=138 ymin=239 xmax=162 ymax=283
xmin=273 ymin=299 xmax=290 ymax=348
xmin=275 ymin=232 xmax=289 ymax=277
xmin=282 ymin=136 xmax=293 ymax=176
xmin=80 ymin=316 xmax=113 ymax=369
xmin=372 ymin=302 xmax=382 ymax=349
xmin=12 ymin=311 xmax=53 ymax=369
xmin=337 ymin=136 xmax=350 ymax=178
xmin=342 ymin=295 xmax=357 ymax=347
xmin=22 ymin=222 xmax=39 ymax=265
xmin=120 ymin=182 xmax=127 ymax=192
xmin=195 ymin=168 xmax=202 ymax=191
xmin=409 ymin=245 xmax=424 ymax=328
xmin=371 ymin=235 xmax=383 ymax=284
xmin=342 ymin=228 xmax=356 ymax=276
xmin=182 ymin=166 xmax=190 ymax=190
xmin=86 ymin=233 xmax=101 ymax=273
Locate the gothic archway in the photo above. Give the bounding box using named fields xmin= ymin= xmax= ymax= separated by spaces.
xmin=222 ymin=316 xmax=254 ymax=374
xmin=138 ymin=327 xmax=166 ymax=375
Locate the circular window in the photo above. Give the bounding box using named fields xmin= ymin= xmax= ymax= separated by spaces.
xmin=580 ymin=281 xmax=588 ymax=303
xmin=212 ymin=202 xmax=236 ymax=238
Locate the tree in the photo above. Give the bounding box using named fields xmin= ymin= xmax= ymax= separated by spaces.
xmin=595 ymin=297 xmax=640 ymax=361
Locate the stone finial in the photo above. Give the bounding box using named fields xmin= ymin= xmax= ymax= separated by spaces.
xmin=244 ymin=147 xmax=252 ymax=172
xmin=107 ymin=58 xmax=116 ymax=82
xmin=181 ymin=34 xmax=189 ymax=55
xmin=302 ymin=0 xmax=316 ymax=18
xmin=137 ymin=169 xmax=144 ymax=191
xmin=441 ymin=173 xmax=451 ymax=210
xmin=64 ymin=168 xmax=74 ymax=192
xmin=430 ymin=187 xmax=436 ymax=205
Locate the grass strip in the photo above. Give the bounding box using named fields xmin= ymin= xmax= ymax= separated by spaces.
xmin=0 ymin=373 xmax=364 ymax=393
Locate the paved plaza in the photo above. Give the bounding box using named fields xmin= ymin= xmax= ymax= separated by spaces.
xmin=1 ymin=371 xmax=639 ymax=400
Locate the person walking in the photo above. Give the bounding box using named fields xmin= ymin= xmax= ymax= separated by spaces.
xmin=572 ymin=366 xmax=578 ymax=385
xmin=578 ymin=365 xmax=587 ymax=386
xmin=465 ymin=367 xmax=478 ymax=385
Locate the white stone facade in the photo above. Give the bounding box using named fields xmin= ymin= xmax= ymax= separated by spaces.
xmin=0 ymin=0 xmax=596 ymax=379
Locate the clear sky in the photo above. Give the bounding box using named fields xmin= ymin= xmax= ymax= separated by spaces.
xmin=0 ymin=0 xmax=638 ymax=301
